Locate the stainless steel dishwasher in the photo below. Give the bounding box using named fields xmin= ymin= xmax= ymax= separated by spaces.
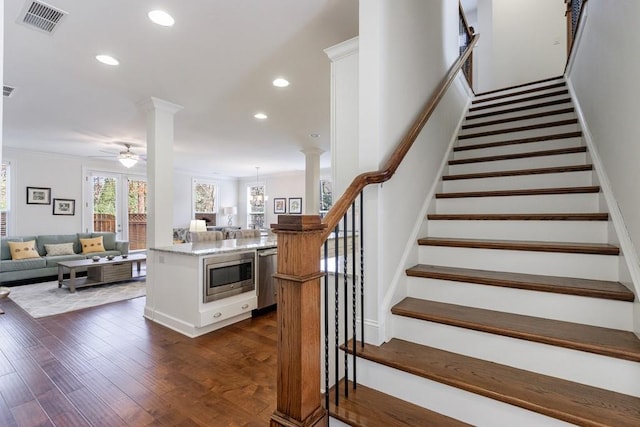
xmin=257 ymin=248 xmax=277 ymax=309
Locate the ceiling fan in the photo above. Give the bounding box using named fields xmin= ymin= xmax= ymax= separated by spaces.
xmin=91 ymin=143 xmax=145 ymax=168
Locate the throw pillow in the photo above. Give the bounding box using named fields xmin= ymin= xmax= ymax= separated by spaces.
xmin=80 ymin=236 xmax=105 ymax=254
xmin=44 ymin=242 xmax=76 ymax=256
xmin=8 ymin=240 xmax=41 ymax=260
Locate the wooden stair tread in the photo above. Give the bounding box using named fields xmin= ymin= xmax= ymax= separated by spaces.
xmin=466 ymin=98 xmax=572 ymax=121
xmin=406 ymin=264 xmax=633 ymax=301
xmin=458 ymin=119 xmax=578 ymax=140
xmin=427 ymin=213 xmax=608 ymax=221
xmin=472 ymin=82 xmax=567 ymax=104
xmin=449 ymin=146 xmax=586 ymax=165
xmin=417 ymin=237 xmax=620 ymax=255
xmin=469 ymin=90 xmax=569 ymax=112
xmin=349 ymin=338 xmax=640 ymax=427
xmin=392 ymin=298 xmax=640 ymax=362
xmin=454 ymin=131 xmax=582 ymax=152
xmin=462 ymin=107 xmax=575 ymax=129
xmin=435 ymin=186 xmax=600 ymax=199
xmin=443 ymin=164 xmax=593 ymax=181
xmin=474 ymin=76 xmax=564 ymax=97
xmin=327 ymin=379 xmax=471 ymax=427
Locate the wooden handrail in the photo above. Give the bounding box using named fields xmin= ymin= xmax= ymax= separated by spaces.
xmin=320 ymin=33 xmax=480 ymax=241
xmin=459 ymin=1 xmax=474 ymax=39
xmin=565 ymin=0 xmax=589 ymax=72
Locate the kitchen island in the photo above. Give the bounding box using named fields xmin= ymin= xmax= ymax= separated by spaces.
xmin=145 ymin=236 xmax=277 ymax=337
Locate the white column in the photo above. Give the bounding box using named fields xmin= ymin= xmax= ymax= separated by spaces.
xmin=138 ymin=97 xmax=183 ymax=248
xmin=324 ymin=37 xmax=359 ymax=200
xmin=301 ymin=147 xmax=324 ymax=214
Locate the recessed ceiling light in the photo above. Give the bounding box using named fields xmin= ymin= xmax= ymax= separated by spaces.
xmin=254 ymin=113 xmax=268 ymax=120
xmin=148 ymin=10 xmax=175 ymax=27
xmin=96 ymin=54 xmax=119 ymax=66
xmin=273 ymin=78 xmax=290 ymax=87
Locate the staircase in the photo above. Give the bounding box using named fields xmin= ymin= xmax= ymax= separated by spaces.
xmin=329 ymin=77 xmax=640 ymax=426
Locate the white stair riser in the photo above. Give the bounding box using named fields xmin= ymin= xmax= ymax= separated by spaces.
xmin=442 ymin=170 xmax=593 ymax=192
xmin=406 ymin=277 xmax=633 ymax=330
xmin=391 ymin=316 xmax=640 ymax=397
xmin=474 ymin=80 xmax=565 ymax=102
xmin=457 ymin=124 xmax=580 ymax=146
xmin=448 ymin=152 xmax=587 ymax=175
xmin=355 ymin=358 xmax=575 ymax=427
xmin=435 ymin=193 xmax=600 ymax=214
xmin=466 ymin=101 xmax=573 ymax=124
xmin=453 ymin=137 xmax=583 ymax=159
xmin=459 ymin=112 xmax=577 ymax=136
xmin=427 ymin=220 xmax=608 ymax=243
xmin=418 ymin=246 xmax=619 ymax=281
xmin=468 ymin=94 xmax=571 ymax=117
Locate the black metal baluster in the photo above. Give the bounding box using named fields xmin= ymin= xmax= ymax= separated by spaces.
xmin=360 ymin=192 xmax=364 ymax=349
xmin=343 ymin=213 xmax=349 ymax=397
xmin=351 ymin=200 xmax=357 ymax=389
xmin=334 ymin=224 xmax=340 ymax=406
xmin=323 ymin=240 xmax=329 ymax=414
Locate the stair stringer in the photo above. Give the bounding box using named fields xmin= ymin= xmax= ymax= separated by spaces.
xmin=566 ymin=77 xmax=640 ymax=337
xmin=379 ymin=77 xmax=472 ymax=344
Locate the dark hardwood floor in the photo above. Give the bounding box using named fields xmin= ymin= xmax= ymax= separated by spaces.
xmin=0 ymin=296 xmax=277 ymax=426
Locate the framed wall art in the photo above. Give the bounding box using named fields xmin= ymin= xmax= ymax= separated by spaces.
xmin=26 ymin=187 xmax=51 ymax=205
xmin=288 ymin=197 xmax=302 ymax=214
xmin=53 ymin=198 xmax=76 ymax=215
xmin=274 ymin=198 xmax=286 ymax=214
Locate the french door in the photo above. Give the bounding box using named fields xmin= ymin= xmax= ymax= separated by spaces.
xmin=84 ymin=170 xmax=147 ymax=250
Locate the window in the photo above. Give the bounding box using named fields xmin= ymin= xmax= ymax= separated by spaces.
xmin=247 ymin=184 xmax=265 ymax=229
xmin=193 ymin=179 xmax=218 ymax=226
xmin=1 ymin=163 xmax=10 ymax=236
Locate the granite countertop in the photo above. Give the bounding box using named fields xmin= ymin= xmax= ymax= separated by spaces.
xmin=150 ymin=236 xmax=277 ymax=256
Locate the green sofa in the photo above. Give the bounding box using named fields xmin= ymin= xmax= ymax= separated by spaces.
xmin=0 ymin=232 xmax=129 ymax=284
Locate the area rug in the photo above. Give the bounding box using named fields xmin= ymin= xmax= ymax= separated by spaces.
xmin=7 ymin=279 xmax=146 ymax=318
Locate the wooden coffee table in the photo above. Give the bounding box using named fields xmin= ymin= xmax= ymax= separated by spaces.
xmin=57 ymin=253 xmax=146 ymax=292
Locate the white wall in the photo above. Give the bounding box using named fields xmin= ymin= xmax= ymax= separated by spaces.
xmin=237 ymin=169 xmax=330 ymax=229
xmin=568 ymin=1 xmax=640 ymax=268
xmin=476 ymin=0 xmax=566 ymax=92
xmin=3 ymin=148 xmax=239 ymax=237
xmin=359 ymin=0 xmax=470 ymax=343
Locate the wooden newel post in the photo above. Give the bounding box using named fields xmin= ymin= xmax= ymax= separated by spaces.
xmin=270 ymin=215 xmax=328 ymax=427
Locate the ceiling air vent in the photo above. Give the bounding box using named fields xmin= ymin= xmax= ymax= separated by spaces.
xmin=19 ymin=0 xmax=67 ymax=34
xmin=3 ymin=86 xmax=16 ymax=97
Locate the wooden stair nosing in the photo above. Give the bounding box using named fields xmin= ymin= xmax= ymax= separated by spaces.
xmin=427 ymin=213 xmax=609 ymax=221
xmin=326 ymin=379 xmax=472 ymax=427
xmin=448 ymin=146 xmax=587 ymax=165
xmin=472 ymin=82 xmax=567 ymax=105
xmin=458 ymin=119 xmax=579 ymax=140
xmin=474 ymin=76 xmax=564 ymax=97
xmin=406 ymin=264 xmax=633 ymax=302
xmin=347 ymin=338 xmax=640 ymax=427
xmin=468 ymin=90 xmax=570 ymax=112
xmin=461 ymin=107 xmax=575 ymax=130
xmin=454 ymin=131 xmax=583 ymax=152
xmin=417 ymin=237 xmax=620 ymax=255
xmin=391 ymin=298 xmax=640 ymax=362
xmin=435 ymin=185 xmax=600 ymax=199
xmin=466 ymin=98 xmax=573 ymax=121
xmin=442 ymin=164 xmax=593 ymax=181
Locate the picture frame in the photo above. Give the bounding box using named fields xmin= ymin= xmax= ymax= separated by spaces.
xmin=288 ymin=197 xmax=302 ymax=215
xmin=320 ymin=180 xmax=332 ymax=212
xmin=53 ymin=198 xmax=75 ymax=215
xmin=274 ymin=198 xmax=286 ymax=214
xmin=26 ymin=187 xmax=51 ymax=205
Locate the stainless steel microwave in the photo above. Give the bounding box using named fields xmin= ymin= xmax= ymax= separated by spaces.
xmin=203 ymin=251 xmax=255 ymax=303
